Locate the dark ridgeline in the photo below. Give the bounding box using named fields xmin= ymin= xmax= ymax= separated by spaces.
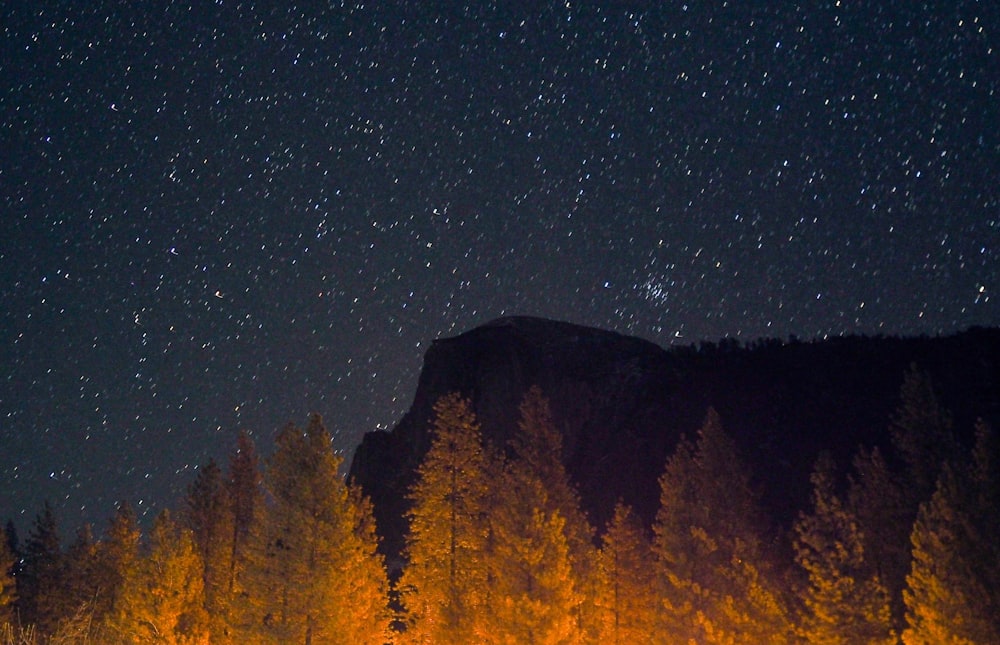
xmin=348 ymin=316 xmax=1000 ymax=572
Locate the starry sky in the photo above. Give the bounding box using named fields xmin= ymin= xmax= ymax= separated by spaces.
xmin=2 ymin=2 xmax=997 ymax=537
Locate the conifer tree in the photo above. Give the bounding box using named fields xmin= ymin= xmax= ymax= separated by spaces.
xmin=0 ymin=530 xmax=15 ymax=626
xmin=111 ymin=509 xmax=209 ymax=645
xmin=185 ymin=458 xmax=236 ymax=641
xmin=91 ymin=502 xmax=140 ymax=625
xmin=594 ymin=501 xmax=657 ymax=644
xmin=226 ymin=430 xmax=261 ymax=595
xmin=398 ymin=393 xmax=493 ymax=643
xmin=847 ymin=445 xmax=911 ymax=631
xmin=60 ymin=524 xmax=99 ymax=621
xmin=890 ymin=364 xmax=958 ymax=501
xmin=18 ymin=500 xmax=65 ymax=635
xmin=794 ymin=453 xmax=896 ymax=644
xmin=847 ymin=366 xmax=961 ymax=633
xmin=902 ymin=423 xmax=1000 ymax=644
xmin=506 ymin=386 xmax=596 ymax=640
xmin=241 ymin=414 xmax=391 ymax=644
xmin=652 ymin=408 xmax=791 ymax=644
xmin=489 ymin=503 xmax=580 ymax=645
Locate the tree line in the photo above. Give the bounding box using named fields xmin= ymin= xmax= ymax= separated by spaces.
xmin=2 ymin=367 xmax=998 ymax=643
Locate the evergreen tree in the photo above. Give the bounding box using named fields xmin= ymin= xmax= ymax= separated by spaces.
xmin=847 ymin=366 xmax=962 ymax=633
xmin=794 ymin=453 xmax=896 ymax=644
xmin=91 ymin=501 xmax=141 ymax=625
xmin=240 ymin=414 xmax=391 ymax=644
xmin=111 ymin=509 xmax=209 ymax=645
xmin=890 ymin=364 xmax=958 ymax=501
xmin=185 ymin=458 xmax=234 ymax=641
xmin=594 ymin=501 xmax=657 ymax=644
xmin=0 ymin=528 xmax=15 ymax=626
xmin=60 ymin=523 xmax=99 ymax=621
xmin=652 ymin=408 xmax=791 ymax=644
xmin=398 ymin=393 xmax=493 ymax=643
xmin=848 ymin=445 xmax=911 ymax=632
xmin=18 ymin=500 xmax=65 ymax=635
xmin=505 ymin=386 xmax=596 ymax=640
xmin=489 ymin=504 xmax=580 ymax=645
xmin=226 ymin=430 xmax=261 ymax=595
xmin=902 ymin=423 xmax=1000 ymax=644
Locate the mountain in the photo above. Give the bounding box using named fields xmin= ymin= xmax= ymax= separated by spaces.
xmin=348 ymin=316 xmax=1000 ymax=572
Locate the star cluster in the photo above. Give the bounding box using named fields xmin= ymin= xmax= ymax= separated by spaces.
xmin=1 ymin=2 xmax=997 ymax=534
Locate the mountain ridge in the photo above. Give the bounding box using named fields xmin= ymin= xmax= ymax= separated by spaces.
xmin=349 ymin=317 xmax=1000 ymax=571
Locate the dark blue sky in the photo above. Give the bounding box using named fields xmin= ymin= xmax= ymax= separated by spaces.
xmin=2 ymin=1 xmax=997 ymax=536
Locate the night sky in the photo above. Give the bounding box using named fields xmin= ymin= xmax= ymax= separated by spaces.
xmin=2 ymin=2 xmax=997 ymax=537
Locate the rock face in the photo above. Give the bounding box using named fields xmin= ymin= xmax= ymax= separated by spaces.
xmin=348 ymin=316 xmax=1000 ymax=572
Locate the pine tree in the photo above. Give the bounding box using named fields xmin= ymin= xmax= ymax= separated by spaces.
xmin=61 ymin=524 xmax=98 ymax=618
xmin=902 ymin=423 xmax=1000 ymax=644
xmin=794 ymin=453 xmax=896 ymax=644
xmin=398 ymin=393 xmax=493 ymax=643
xmin=847 ymin=445 xmax=911 ymax=632
xmin=489 ymin=504 xmax=580 ymax=645
xmin=0 ymin=529 xmax=15 ymax=626
xmin=890 ymin=364 xmax=958 ymax=501
xmin=18 ymin=500 xmax=65 ymax=635
xmin=506 ymin=386 xmax=596 ymax=640
xmin=652 ymin=408 xmax=791 ymax=644
xmin=226 ymin=430 xmax=261 ymax=595
xmin=594 ymin=501 xmax=657 ymax=644
xmin=240 ymin=414 xmax=391 ymax=644
xmin=111 ymin=509 xmax=209 ymax=645
xmin=91 ymin=501 xmax=140 ymax=625
xmin=185 ymin=458 xmax=234 ymax=641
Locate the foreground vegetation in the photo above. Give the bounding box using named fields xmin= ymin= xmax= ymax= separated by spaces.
xmin=2 ymin=368 xmax=998 ymax=643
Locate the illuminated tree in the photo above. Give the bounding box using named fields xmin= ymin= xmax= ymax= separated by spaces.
xmin=112 ymin=509 xmax=209 ymax=645
xmin=398 ymin=393 xmax=493 ymax=643
xmin=505 ymin=386 xmax=596 ymax=640
xmin=902 ymin=421 xmax=1000 ymax=644
xmin=593 ymin=501 xmax=657 ymax=644
xmin=91 ymin=501 xmax=141 ymax=623
xmin=240 ymin=414 xmax=391 ymax=644
xmin=489 ymin=503 xmax=580 ymax=645
xmin=185 ymin=458 xmax=235 ymax=642
xmin=848 ymin=366 xmax=962 ymax=633
xmin=794 ymin=453 xmax=896 ymax=645
xmin=0 ymin=529 xmax=15 ymax=626
xmin=652 ymin=408 xmax=791 ymax=644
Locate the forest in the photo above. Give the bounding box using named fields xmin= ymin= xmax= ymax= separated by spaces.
xmin=2 ymin=370 xmax=999 ymax=644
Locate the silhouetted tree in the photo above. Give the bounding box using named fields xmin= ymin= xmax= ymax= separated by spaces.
xmin=226 ymin=430 xmax=261 ymax=595
xmin=848 ymin=444 xmax=911 ymax=632
xmin=185 ymin=458 xmax=233 ymax=641
xmin=18 ymin=501 xmax=65 ymax=634
xmin=890 ymin=364 xmax=959 ymax=501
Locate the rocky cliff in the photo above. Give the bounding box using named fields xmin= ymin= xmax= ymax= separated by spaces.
xmin=348 ymin=316 xmax=1000 ymax=572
